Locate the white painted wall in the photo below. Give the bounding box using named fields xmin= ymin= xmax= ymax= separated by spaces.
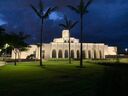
xmin=11 ymin=30 xmax=117 ymax=59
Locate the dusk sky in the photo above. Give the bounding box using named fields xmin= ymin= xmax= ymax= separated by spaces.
xmin=0 ymin=0 xmax=128 ymax=52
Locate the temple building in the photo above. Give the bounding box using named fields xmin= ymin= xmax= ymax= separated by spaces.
xmin=11 ymin=30 xmax=117 ymax=59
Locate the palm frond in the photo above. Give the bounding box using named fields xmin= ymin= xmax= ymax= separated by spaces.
xmin=43 ymin=8 xmax=51 ymax=19
xmin=59 ymin=15 xmax=77 ymax=30
xmin=70 ymin=21 xmax=78 ymax=29
xmin=50 ymin=6 xmax=58 ymax=12
xmin=82 ymin=0 xmax=93 ymax=14
xmin=39 ymin=0 xmax=44 ymax=11
xmin=80 ymin=0 xmax=84 ymax=8
xmin=43 ymin=7 xmax=57 ymax=19
xmin=83 ymin=7 xmax=88 ymax=14
xmin=78 ymin=0 xmax=87 ymax=15
xmin=67 ymin=5 xmax=79 ymax=14
xmin=85 ymin=0 xmax=93 ymax=9
xmin=30 ymin=4 xmax=41 ymax=18
xmin=59 ymin=24 xmax=67 ymax=29
xmin=64 ymin=15 xmax=69 ymax=27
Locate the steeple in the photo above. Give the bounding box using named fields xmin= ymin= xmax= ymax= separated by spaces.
xmin=62 ymin=30 xmax=69 ymax=39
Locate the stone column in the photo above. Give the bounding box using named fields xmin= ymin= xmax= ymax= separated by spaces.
xmin=74 ymin=49 xmax=77 ymax=59
xmin=56 ymin=50 xmax=58 ymax=59
xmin=62 ymin=50 xmax=65 ymax=58
xmin=91 ymin=50 xmax=94 ymax=59
xmin=50 ymin=50 xmax=52 ymax=59
xmin=85 ymin=50 xmax=88 ymax=59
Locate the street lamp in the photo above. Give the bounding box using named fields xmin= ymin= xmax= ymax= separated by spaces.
xmin=125 ymin=48 xmax=128 ymax=55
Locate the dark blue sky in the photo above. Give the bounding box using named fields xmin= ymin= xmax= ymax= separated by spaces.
xmin=0 ymin=0 xmax=128 ymax=52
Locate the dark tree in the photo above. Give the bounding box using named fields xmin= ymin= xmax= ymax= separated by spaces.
xmin=59 ymin=16 xmax=77 ymax=64
xmin=67 ymin=0 xmax=93 ymax=68
xmin=30 ymin=0 xmax=57 ymax=66
xmin=7 ymin=32 xmax=30 ymax=66
xmin=0 ymin=27 xmax=6 ymax=49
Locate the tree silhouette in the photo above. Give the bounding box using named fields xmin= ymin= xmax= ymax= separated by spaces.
xmin=0 ymin=27 xmax=6 ymax=49
xmin=30 ymin=0 xmax=57 ymax=66
xmin=67 ymin=0 xmax=93 ymax=68
xmin=8 ymin=32 xmax=30 ymax=66
xmin=59 ymin=16 xmax=77 ymax=64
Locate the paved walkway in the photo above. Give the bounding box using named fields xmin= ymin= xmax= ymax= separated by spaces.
xmin=0 ymin=61 xmax=5 ymax=66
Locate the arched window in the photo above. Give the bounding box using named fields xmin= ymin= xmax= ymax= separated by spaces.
xmin=94 ymin=50 xmax=97 ymax=59
xmin=52 ymin=50 xmax=56 ymax=58
xmin=88 ymin=50 xmax=91 ymax=59
xmin=71 ymin=50 xmax=74 ymax=58
xmin=58 ymin=50 xmax=63 ymax=58
xmin=77 ymin=50 xmax=80 ymax=59
xmin=65 ymin=50 xmax=68 ymax=58
xmin=71 ymin=41 xmax=74 ymax=43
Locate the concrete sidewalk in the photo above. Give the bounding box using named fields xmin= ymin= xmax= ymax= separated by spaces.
xmin=0 ymin=61 xmax=5 ymax=66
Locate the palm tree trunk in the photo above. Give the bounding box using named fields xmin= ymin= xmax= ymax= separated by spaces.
xmin=69 ymin=29 xmax=71 ymax=64
xmin=40 ymin=18 xmax=43 ymax=66
xmin=80 ymin=14 xmax=83 ymax=68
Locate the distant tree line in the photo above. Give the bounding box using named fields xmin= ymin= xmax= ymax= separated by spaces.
xmin=0 ymin=26 xmax=30 ymax=65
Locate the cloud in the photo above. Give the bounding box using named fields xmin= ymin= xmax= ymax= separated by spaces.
xmin=0 ymin=19 xmax=7 ymax=26
xmin=49 ymin=12 xmax=64 ymax=21
xmin=0 ymin=0 xmax=128 ymax=50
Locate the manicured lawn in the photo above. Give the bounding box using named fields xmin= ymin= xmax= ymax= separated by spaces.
xmin=0 ymin=59 xmax=128 ymax=96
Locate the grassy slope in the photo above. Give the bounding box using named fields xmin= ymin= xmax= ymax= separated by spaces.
xmin=0 ymin=60 xmax=128 ymax=96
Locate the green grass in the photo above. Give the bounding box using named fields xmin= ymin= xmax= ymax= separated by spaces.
xmin=0 ymin=59 xmax=128 ymax=96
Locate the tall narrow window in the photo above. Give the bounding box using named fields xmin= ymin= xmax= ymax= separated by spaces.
xmin=71 ymin=50 xmax=74 ymax=58
xmin=77 ymin=50 xmax=80 ymax=59
xmin=52 ymin=50 xmax=56 ymax=58
xmin=65 ymin=50 xmax=68 ymax=58
xmin=58 ymin=50 xmax=63 ymax=58
xmin=88 ymin=50 xmax=91 ymax=59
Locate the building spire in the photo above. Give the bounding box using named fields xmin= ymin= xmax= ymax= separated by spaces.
xmin=62 ymin=30 xmax=69 ymax=38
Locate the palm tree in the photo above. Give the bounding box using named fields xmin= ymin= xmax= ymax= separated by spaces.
xmin=59 ymin=16 xmax=77 ymax=64
xmin=30 ymin=0 xmax=57 ymax=66
xmin=67 ymin=0 xmax=93 ymax=68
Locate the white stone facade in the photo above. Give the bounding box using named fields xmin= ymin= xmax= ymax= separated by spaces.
xmin=11 ymin=30 xmax=117 ymax=59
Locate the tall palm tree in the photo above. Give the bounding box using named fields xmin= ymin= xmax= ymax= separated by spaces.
xmin=59 ymin=16 xmax=77 ymax=64
xmin=30 ymin=0 xmax=57 ymax=66
xmin=67 ymin=0 xmax=92 ymax=68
